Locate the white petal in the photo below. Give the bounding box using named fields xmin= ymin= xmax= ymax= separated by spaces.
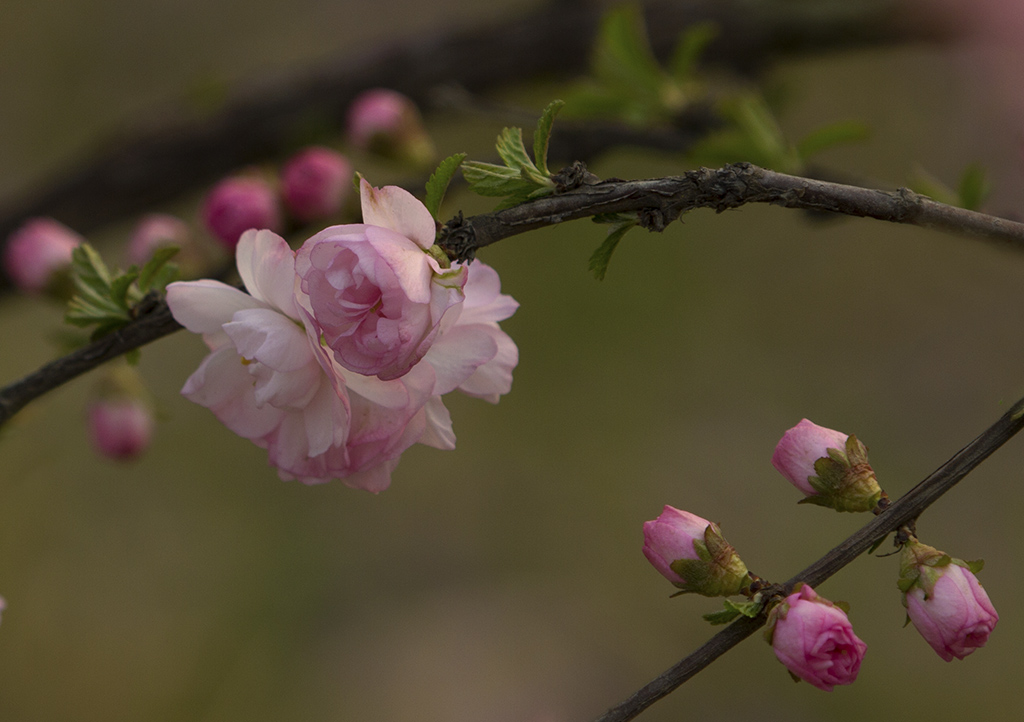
xmin=359 ymin=179 xmax=437 ymax=250
xmin=236 ymin=229 xmax=300 ymax=316
xmin=425 ymin=324 xmax=499 ymax=395
xmin=223 ymin=307 xmax=314 ymax=372
xmin=167 ymin=280 xmax=262 ymax=341
xmin=457 ymin=326 xmax=518 ymax=402
xmin=419 ymin=397 xmax=456 ymax=450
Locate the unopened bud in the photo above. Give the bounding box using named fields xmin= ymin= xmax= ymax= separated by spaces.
xmin=281 ymin=146 xmax=352 ymax=223
xmin=772 ymin=419 xmax=882 ymax=513
xmin=201 ymin=175 xmax=282 ymax=249
xmin=347 ymin=89 xmax=435 ymax=166
xmin=3 ymin=218 xmax=82 ymax=295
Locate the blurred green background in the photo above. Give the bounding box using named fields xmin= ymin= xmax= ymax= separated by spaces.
xmin=2 ymin=1 xmax=1023 ymax=721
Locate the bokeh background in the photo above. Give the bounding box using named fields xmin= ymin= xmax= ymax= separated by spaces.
xmin=2 ymin=1 xmax=1023 ymax=721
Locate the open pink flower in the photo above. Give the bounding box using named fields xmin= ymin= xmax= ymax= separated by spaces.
xmin=296 ymin=180 xmax=466 ymax=381
xmin=168 ymin=209 xmax=519 ymax=492
xmin=767 ymin=584 xmax=867 ymax=691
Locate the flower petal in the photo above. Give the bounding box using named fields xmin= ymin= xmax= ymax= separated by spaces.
xmin=359 ymin=179 xmax=437 ymax=250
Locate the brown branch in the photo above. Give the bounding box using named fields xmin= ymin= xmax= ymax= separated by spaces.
xmin=594 ymin=395 xmax=1024 ymax=722
xmin=0 ymin=301 xmax=180 ymax=426
xmin=438 ymin=163 xmax=1024 ymax=261
xmin=0 ymin=0 xmax=929 ymax=292
xmin=4 ymin=161 xmax=1023 ymax=428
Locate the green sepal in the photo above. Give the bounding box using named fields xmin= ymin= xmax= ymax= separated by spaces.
xmin=533 ymin=100 xmax=564 ymax=177
xmin=963 ymin=558 xmax=985 ymax=575
xmin=703 ymin=607 xmax=742 ymax=625
xmin=832 ymin=600 xmax=851 ymax=614
xmin=424 ymin=153 xmax=467 ymax=221
xmin=795 ymin=120 xmax=870 ymax=163
xmin=588 ymin=220 xmax=636 ymax=281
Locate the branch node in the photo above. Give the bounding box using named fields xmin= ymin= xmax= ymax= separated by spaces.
xmin=437 ymin=211 xmax=477 ymax=263
xmin=552 ymin=161 xmax=600 ymax=193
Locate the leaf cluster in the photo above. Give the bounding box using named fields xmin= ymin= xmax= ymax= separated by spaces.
xmin=65 ymin=244 xmax=179 ymax=343
xmin=462 ymin=100 xmax=564 ymax=210
xmin=562 ymin=6 xmax=717 ymax=125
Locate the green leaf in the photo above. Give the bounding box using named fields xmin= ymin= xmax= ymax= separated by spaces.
xmin=588 ymin=220 xmax=636 ymax=280
xmin=592 ymin=5 xmax=663 ymax=99
xmin=496 ymin=127 xmax=537 ymax=175
xmin=958 ymin=162 xmax=990 ymax=211
xmin=533 ymin=100 xmax=564 ymax=177
xmin=461 ymin=161 xmax=531 ymax=197
xmin=668 ymin=21 xmax=718 ymax=83
xmin=908 ymin=166 xmax=957 ymax=206
xmin=867 ymin=534 xmax=889 ymax=555
xmin=424 ymin=153 xmax=467 ymax=220
xmin=796 ymin=120 xmax=870 ymax=162
xmin=70 ymin=244 xmax=114 ymax=295
xmin=138 ymin=245 xmax=180 ymax=293
xmin=703 ymin=608 xmax=741 ymax=626
xmin=109 ymin=271 xmax=139 ymax=309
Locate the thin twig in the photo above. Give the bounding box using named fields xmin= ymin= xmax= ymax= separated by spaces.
xmin=438 ymin=163 xmax=1024 ymax=261
xmin=593 ymin=395 xmax=1024 ymax=722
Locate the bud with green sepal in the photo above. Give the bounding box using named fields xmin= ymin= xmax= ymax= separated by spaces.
xmin=772 ymin=418 xmax=884 ymax=513
xmin=643 ymin=506 xmax=751 ymax=597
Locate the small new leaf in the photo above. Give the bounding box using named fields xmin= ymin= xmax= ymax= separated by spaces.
xmin=796 ymin=120 xmax=870 ymax=163
xmin=704 ymin=598 xmax=762 ymax=626
xmin=588 ymin=219 xmax=636 ymax=280
xmin=138 ymin=245 xmax=180 ymax=293
xmin=668 ymin=21 xmax=718 ymax=83
xmin=425 ymin=153 xmax=467 ymax=220
xmin=533 ymin=100 xmax=564 ymax=177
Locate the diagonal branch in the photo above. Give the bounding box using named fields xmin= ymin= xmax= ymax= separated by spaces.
xmin=593 ymin=395 xmax=1024 ymax=722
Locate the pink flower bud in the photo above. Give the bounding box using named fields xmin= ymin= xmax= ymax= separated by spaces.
xmin=0 ymin=595 xmax=5 ymax=626
xmin=281 ymin=147 xmax=352 ymax=223
xmin=3 ymin=218 xmax=82 ymax=293
xmin=127 ymin=214 xmax=190 ymax=266
xmin=772 ymin=419 xmax=882 ymax=513
xmin=201 ymin=175 xmax=282 ymax=249
xmin=899 ymin=540 xmax=998 ymax=661
xmin=88 ymin=398 xmax=155 ymax=460
xmin=642 ymin=506 xmax=749 ymax=596
xmin=347 ymin=89 xmax=435 ymax=165
xmin=766 ymin=584 xmax=867 ymax=691
xmin=772 ymin=419 xmax=849 ymax=494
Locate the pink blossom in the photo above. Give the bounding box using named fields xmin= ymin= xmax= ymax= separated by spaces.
xmin=281 ymin=147 xmax=352 ymax=222
xmin=88 ymin=398 xmax=155 ymax=460
xmin=772 ymin=419 xmax=849 ymax=495
xmin=768 ymin=584 xmax=867 ymax=691
xmin=905 ymin=560 xmax=998 ymax=661
xmin=201 ymin=176 xmax=282 ymax=249
xmin=296 ymin=180 xmax=466 ymax=381
xmin=3 ymin=218 xmax=82 ymax=293
xmin=127 ymin=214 xmax=190 ymax=266
xmin=642 ymin=506 xmax=712 ymax=585
xmin=167 ymin=220 xmax=518 ymax=492
xmin=347 ymin=89 xmax=434 ymax=165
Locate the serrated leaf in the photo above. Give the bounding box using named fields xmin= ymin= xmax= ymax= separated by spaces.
xmin=462 ymin=162 xmax=529 ymax=196
xmin=493 ymin=190 xmax=542 ymax=212
xmin=796 ymin=120 xmax=870 ymax=162
xmin=958 ymin=162 xmax=990 ymax=211
xmin=588 ymin=220 xmax=636 ymax=281
xmin=592 ymin=5 xmax=663 ymax=99
xmin=70 ymin=244 xmax=114 ymax=294
xmin=533 ymin=100 xmax=564 ymax=177
xmin=424 ymin=153 xmax=467 ymax=220
xmin=147 ymin=262 xmax=179 ymax=294
xmin=138 ymin=245 xmax=180 ymax=292
xmin=668 ymin=21 xmax=718 ymax=82
xmin=496 ymin=127 xmax=537 ymax=175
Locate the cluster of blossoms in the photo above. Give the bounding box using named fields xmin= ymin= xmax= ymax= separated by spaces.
xmin=202 ymin=89 xmax=432 ymax=250
xmin=167 ymin=179 xmax=517 ymax=491
xmin=642 ymin=418 xmax=998 ymax=691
